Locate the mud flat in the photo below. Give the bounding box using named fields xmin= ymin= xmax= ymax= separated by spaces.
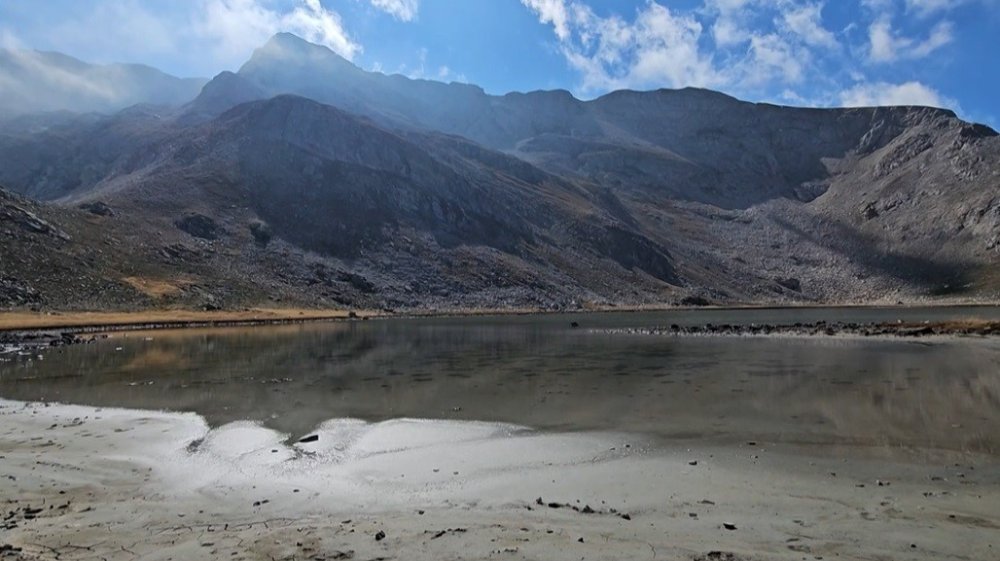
xmin=1 ymin=399 xmax=997 ymax=561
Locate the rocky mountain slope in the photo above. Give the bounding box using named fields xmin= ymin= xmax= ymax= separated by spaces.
xmin=0 ymin=33 xmax=998 ymax=311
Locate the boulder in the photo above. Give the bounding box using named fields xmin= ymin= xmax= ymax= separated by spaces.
xmin=249 ymin=220 xmax=273 ymax=246
xmin=175 ymin=214 xmax=222 ymax=240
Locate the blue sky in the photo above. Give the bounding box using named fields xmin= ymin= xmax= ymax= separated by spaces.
xmin=1 ymin=0 xmax=997 ymax=127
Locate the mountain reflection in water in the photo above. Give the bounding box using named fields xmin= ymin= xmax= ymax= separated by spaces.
xmin=2 ymin=310 xmax=999 ymax=456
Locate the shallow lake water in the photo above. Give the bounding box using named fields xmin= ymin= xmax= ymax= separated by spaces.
xmin=2 ymin=307 xmax=1000 ymax=456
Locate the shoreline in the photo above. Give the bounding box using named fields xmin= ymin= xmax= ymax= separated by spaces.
xmin=0 ymin=308 xmax=375 ymax=334
xmin=601 ymin=319 xmax=1000 ymax=340
xmin=1 ymin=301 xmax=999 ymax=335
xmin=1 ymin=398 xmax=997 ymax=561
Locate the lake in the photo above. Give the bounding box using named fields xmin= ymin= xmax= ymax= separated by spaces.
xmin=3 ymin=307 xmax=999 ymax=456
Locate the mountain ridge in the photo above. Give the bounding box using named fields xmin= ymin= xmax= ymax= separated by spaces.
xmin=0 ymin=33 xmax=998 ymax=311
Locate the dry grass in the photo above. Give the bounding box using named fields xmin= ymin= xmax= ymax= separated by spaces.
xmin=0 ymin=308 xmax=374 ymax=332
xmin=120 ymin=276 xmax=192 ymax=299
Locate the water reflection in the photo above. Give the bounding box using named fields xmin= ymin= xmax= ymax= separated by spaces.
xmin=1 ymin=310 xmax=999 ymax=455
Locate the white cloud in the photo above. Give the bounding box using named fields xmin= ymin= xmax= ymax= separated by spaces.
xmin=523 ymin=0 xmax=721 ymax=93
xmin=747 ymin=33 xmax=806 ymax=85
xmin=518 ymin=0 xmax=979 ymax=119
xmin=523 ymin=0 xmax=848 ymax=95
xmin=905 ymin=0 xmax=963 ymax=15
xmin=704 ymin=0 xmax=756 ymax=46
xmin=0 ymin=28 xmax=25 ymax=50
xmin=839 ymin=80 xmax=957 ymax=108
xmin=860 ymin=0 xmax=891 ymax=8
xmin=390 ymin=47 xmax=467 ymax=83
xmin=521 ymin=0 xmax=572 ymax=41
xmin=2 ymin=0 xmax=362 ymax=76
xmin=868 ymin=17 xmax=953 ymax=62
xmin=42 ymin=0 xmax=179 ymax=64
xmin=0 ymin=45 xmax=120 ymax=103
xmin=779 ymin=2 xmax=839 ymax=48
xmin=368 ymin=0 xmax=419 ymax=22
xmin=196 ymin=0 xmax=361 ymax=67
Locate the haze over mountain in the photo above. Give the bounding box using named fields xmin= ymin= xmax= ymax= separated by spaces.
xmin=1 ymin=33 xmax=998 ymax=311
xmin=0 ymin=48 xmax=207 ymax=119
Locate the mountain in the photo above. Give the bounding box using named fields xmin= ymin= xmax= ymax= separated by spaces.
xmin=0 ymin=48 xmax=206 ymax=118
xmin=0 ymin=33 xmax=998 ymax=311
xmin=0 ymin=94 xmax=680 ymax=310
xmin=190 ymin=34 xmax=998 ymax=209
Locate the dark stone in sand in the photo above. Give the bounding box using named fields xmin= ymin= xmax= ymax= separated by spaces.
xmin=695 ymin=553 xmax=744 ymax=561
xmin=723 ymin=523 xmax=737 ymax=530
xmin=374 ymin=530 xmax=386 ymax=541
xmin=299 ymin=434 xmax=319 ymax=443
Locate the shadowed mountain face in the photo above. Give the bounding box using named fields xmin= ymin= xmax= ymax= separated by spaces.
xmin=0 ymin=33 xmax=998 ymax=311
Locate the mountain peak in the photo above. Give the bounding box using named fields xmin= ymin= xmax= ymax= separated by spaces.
xmin=252 ymin=32 xmax=348 ymax=63
xmin=239 ymin=32 xmax=356 ymax=81
xmin=265 ymin=32 xmax=317 ymax=50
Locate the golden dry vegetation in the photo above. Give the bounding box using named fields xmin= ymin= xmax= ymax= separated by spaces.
xmin=0 ymin=308 xmax=374 ymax=332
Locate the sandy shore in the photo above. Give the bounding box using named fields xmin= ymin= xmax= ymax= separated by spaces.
xmin=0 ymin=309 xmax=379 ymax=333
xmin=3 ymin=302 xmax=1000 ymax=334
xmin=1 ymin=399 xmax=997 ymax=561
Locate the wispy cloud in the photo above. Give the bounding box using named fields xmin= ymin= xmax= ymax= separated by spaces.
xmin=43 ymin=0 xmax=178 ymax=63
xmin=905 ymin=0 xmax=964 ymax=16
xmin=368 ymin=0 xmax=419 ymax=22
xmin=522 ymin=0 xmax=964 ymax=115
xmin=521 ymin=0 xmax=846 ymax=94
xmin=522 ymin=0 xmax=573 ymax=40
xmin=1 ymin=0 xmax=362 ymax=77
xmin=839 ymin=80 xmax=958 ymax=109
xmin=521 ymin=0 xmax=722 ymax=92
xmin=780 ymin=2 xmax=839 ymax=48
xmin=390 ymin=46 xmax=466 ymax=82
xmin=867 ymin=17 xmax=953 ymax=62
xmin=0 ymin=27 xmax=205 ymax=116
xmin=196 ymin=0 xmax=361 ymax=67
